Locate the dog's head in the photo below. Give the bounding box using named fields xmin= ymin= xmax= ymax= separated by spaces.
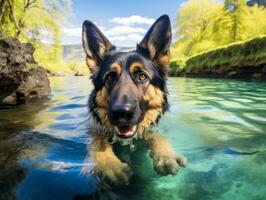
xmin=82 ymin=15 xmax=171 ymax=140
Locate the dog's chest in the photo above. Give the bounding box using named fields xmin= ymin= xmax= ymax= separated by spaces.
xmin=113 ymin=141 xmax=149 ymax=165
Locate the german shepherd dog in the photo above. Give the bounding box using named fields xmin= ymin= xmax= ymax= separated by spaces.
xmin=82 ymin=15 xmax=187 ymax=185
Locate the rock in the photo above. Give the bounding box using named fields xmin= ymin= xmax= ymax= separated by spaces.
xmin=262 ymin=66 xmax=266 ymax=73
xmin=48 ymin=71 xmax=65 ymax=77
xmin=252 ymin=73 xmax=262 ymax=80
xmin=74 ymin=71 xmax=85 ymax=76
xmin=226 ymin=71 xmax=238 ymax=78
xmin=0 ymin=37 xmax=51 ymax=107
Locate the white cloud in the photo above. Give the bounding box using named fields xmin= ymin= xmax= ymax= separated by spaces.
xmin=62 ymin=25 xmax=145 ymax=38
xmin=108 ymin=33 xmax=144 ymax=46
xmin=61 ymin=25 xmax=146 ymax=46
xmin=62 ymin=27 xmax=81 ymax=37
xmin=105 ymin=26 xmax=146 ymax=46
xmin=127 ymin=33 xmax=143 ymax=41
xmin=109 ymin=33 xmax=143 ymax=42
xmin=61 ymin=15 xmax=155 ymax=46
xmin=62 ymin=22 xmax=106 ymax=38
xmin=109 ymin=15 xmax=155 ymax=25
xmin=105 ymin=26 xmax=146 ymax=36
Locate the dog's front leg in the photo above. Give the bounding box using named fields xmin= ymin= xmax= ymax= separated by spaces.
xmin=147 ymin=133 xmax=187 ymax=176
xmin=83 ymin=134 xmax=132 ymax=185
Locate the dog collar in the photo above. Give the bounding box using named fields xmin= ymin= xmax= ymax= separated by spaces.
xmin=106 ymin=131 xmax=138 ymax=152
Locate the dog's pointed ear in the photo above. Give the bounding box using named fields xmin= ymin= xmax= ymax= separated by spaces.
xmin=137 ymin=15 xmax=172 ymax=68
xmin=82 ymin=20 xmax=115 ymax=72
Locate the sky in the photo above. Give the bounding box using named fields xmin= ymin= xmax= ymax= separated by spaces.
xmin=61 ymin=0 xmax=187 ymax=46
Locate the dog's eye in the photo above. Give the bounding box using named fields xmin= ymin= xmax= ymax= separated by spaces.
xmin=138 ymin=73 xmax=147 ymax=82
xmin=105 ymin=72 xmax=116 ymax=83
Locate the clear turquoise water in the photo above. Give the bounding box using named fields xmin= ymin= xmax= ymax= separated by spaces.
xmin=0 ymin=77 xmax=266 ymax=200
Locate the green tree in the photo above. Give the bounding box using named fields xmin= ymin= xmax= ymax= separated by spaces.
xmin=247 ymin=0 xmax=266 ymax=7
xmin=175 ymin=0 xmax=222 ymax=57
xmin=212 ymin=0 xmax=249 ymax=45
xmin=225 ymin=0 xmax=249 ymax=42
xmin=172 ymin=0 xmax=266 ymax=65
xmin=0 ymin=0 xmax=7 ymax=23
xmin=246 ymin=4 xmax=266 ymax=37
xmin=0 ymin=0 xmax=72 ymax=71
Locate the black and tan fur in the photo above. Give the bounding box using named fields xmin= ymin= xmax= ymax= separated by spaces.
xmin=82 ymin=15 xmax=187 ymax=185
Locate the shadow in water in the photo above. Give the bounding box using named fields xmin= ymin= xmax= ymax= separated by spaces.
xmin=0 ymin=99 xmax=49 ymax=200
xmin=0 ymin=98 xmax=49 ymax=138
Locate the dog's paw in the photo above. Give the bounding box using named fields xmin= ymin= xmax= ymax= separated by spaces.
xmin=93 ymin=160 xmax=133 ymax=185
xmin=153 ymin=155 xmax=187 ymax=176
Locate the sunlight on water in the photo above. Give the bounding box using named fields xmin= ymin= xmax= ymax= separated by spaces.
xmin=0 ymin=77 xmax=266 ymax=200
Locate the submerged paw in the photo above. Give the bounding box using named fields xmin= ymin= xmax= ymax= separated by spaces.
xmin=154 ymin=156 xmax=187 ymax=176
xmin=93 ymin=162 xmax=133 ymax=186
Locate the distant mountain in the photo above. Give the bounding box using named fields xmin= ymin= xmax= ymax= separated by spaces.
xmin=62 ymin=44 xmax=135 ymax=62
xmin=63 ymin=44 xmax=85 ymax=62
xmin=117 ymin=46 xmax=135 ymax=52
xmin=247 ymin=0 xmax=266 ymax=7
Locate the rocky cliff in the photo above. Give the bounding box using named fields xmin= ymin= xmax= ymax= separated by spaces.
xmin=0 ymin=36 xmax=51 ymax=107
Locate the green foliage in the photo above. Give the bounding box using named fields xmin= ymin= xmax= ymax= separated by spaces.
xmin=246 ymin=4 xmax=266 ymax=37
xmin=173 ymin=0 xmax=266 ymax=59
xmin=247 ymin=0 xmax=266 ymax=7
xmin=169 ymin=59 xmax=185 ymax=76
xmin=0 ymin=0 xmax=74 ymax=73
xmin=223 ymin=0 xmax=249 ymax=42
xmin=175 ymin=0 xmax=222 ymax=57
xmin=185 ymin=35 xmax=266 ymax=71
xmin=43 ymin=61 xmax=89 ymax=75
xmin=66 ymin=62 xmax=89 ymax=75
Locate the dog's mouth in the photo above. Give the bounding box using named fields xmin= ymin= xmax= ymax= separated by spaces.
xmin=114 ymin=125 xmax=137 ymax=138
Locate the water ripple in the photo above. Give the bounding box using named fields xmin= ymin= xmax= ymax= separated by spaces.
xmin=0 ymin=77 xmax=266 ymax=200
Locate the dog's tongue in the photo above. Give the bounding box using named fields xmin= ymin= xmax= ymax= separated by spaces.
xmin=118 ymin=126 xmax=132 ymax=134
xmin=116 ymin=126 xmax=136 ymax=137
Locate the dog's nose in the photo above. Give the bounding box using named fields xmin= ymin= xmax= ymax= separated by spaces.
xmin=111 ymin=103 xmax=134 ymax=122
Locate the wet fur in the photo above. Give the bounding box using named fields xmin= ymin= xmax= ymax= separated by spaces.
xmin=90 ymin=84 xmax=167 ymax=138
xmin=82 ymin=15 xmax=187 ymax=185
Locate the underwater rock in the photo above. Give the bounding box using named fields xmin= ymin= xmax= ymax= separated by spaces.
xmin=262 ymin=66 xmax=266 ymax=73
xmin=74 ymin=71 xmax=85 ymax=76
xmin=0 ymin=36 xmax=51 ymax=106
xmin=226 ymin=71 xmax=238 ymax=78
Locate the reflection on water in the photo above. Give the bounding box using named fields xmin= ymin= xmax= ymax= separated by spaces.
xmin=0 ymin=77 xmax=266 ymax=200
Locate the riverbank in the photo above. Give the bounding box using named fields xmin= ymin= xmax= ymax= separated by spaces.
xmin=169 ymin=36 xmax=266 ymax=81
xmin=0 ymin=37 xmax=51 ymax=106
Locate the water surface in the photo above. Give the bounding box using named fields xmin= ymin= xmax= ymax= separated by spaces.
xmin=0 ymin=77 xmax=266 ymax=200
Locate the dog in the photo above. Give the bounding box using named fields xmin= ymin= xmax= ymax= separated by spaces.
xmin=81 ymin=15 xmax=187 ymax=185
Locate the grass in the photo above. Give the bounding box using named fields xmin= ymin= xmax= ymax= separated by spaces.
xmin=184 ymin=35 xmax=266 ymax=72
xmin=168 ymin=58 xmax=185 ymax=76
xmin=169 ymin=35 xmax=266 ymax=76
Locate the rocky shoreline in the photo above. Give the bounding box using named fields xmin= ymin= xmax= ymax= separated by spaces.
xmin=169 ymin=36 xmax=266 ymax=81
xmin=170 ymin=65 xmax=266 ymax=81
xmin=0 ymin=37 xmax=51 ymax=107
